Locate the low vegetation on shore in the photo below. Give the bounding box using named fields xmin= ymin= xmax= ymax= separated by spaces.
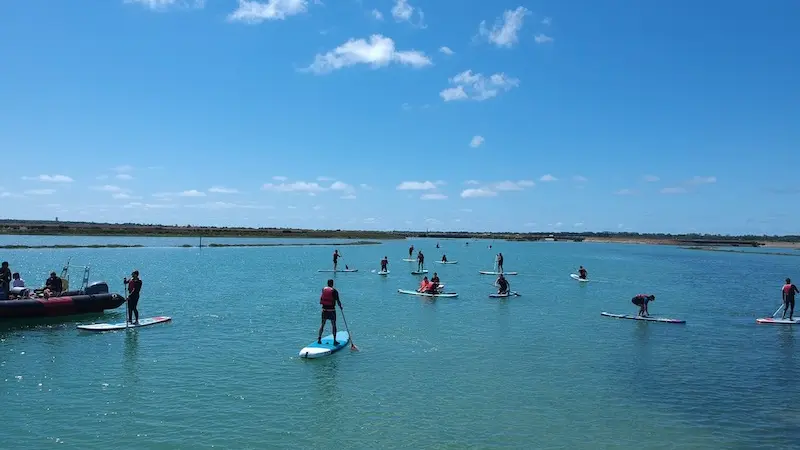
xmin=0 ymin=241 xmax=380 ymax=250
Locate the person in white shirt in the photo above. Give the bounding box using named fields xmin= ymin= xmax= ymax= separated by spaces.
xmin=11 ymin=272 xmax=24 ymax=288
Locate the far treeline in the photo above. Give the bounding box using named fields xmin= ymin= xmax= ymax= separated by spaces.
xmin=0 ymin=220 xmax=796 ymax=243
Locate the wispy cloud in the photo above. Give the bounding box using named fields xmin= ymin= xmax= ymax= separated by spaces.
xmin=397 ymin=181 xmax=437 ymax=190
xmin=461 ymin=188 xmax=498 ymax=198
xmin=302 ymin=35 xmax=432 ymax=75
xmin=440 ymin=70 xmax=519 ymax=102
xmin=208 ymin=186 xmax=239 ymax=194
xmin=262 ymin=181 xmax=326 ymax=193
xmin=534 ymin=34 xmax=554 ymax=44
xmin=391 ymin=0 xmax=425 ymax=28
xmin=421 ymin=193 xmax=447 ymax=200
xmin=660 ymin=187 xmax=688 ymax=194
xmin=478 ymin=6 xmax=530 ymax=48
xmin=469 ymin=135 xmax=485 ymax=148
xmin=22 ymin=174 xmax=73 ymax=183
xmin=124 ymin=0 xmax=204 ymax=11
xmin=539 ymin=174 xmax=558 ymax=182
xmin=24 ymin=189 xmax=55 ymax=195
xmin=439 ymin=46 xmax=454 ymax=55
xmin=371 ymin=9 xmax=383 ymax=20
xmin=573 ymin=175 xmax=588 ymax=182
xmin=92 ymin=185 xmax=127 ymax=193
xmin=116 ymin=173 xmax=134 ymax=180
xmin=689 ymin=176 xmax=717 ymax=184
xmin=643 ymin=175 xmax=660 ymax=182
xmin=615 ymin=189 xmax=636 ymax=195
xmin=227 ymin=0 xmax=309 ymax=24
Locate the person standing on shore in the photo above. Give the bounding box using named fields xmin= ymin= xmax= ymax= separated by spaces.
xmin=318 ymin=279 xmax=343 ymax=345
xmin=782 ymin=278 xmax=798 ymax=320
xmin=124 ymin=270 xmax=142 ymax=325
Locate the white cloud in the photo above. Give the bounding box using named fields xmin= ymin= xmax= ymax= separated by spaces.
xmin=359 ymin=183 xmax=372 ymax=190
xmin=123 ymin=202 xmax=177 ymax=209
xmin=615 ymin=189 xmax=635 ymax=195
xmin=461 ymin=188 xmax=498 ymax=198
xmin=112 ymin=165 xmax=134 ymax=173
xmin=554 ymin=222 xmax=563 ymax=228
xmin=643 ymin=175 xmax=660 ymax=182
xmin=317 ymin=176 xmax=335 ymax=182
xmin=534 ymin=34 xmax=554 ymax=44
xmin=22 ymin=174 xmax=73 ymax=183
xmin=208 ymin=186 xmax=239 ymax=194
xmin=24 ymin=189 xmax=55 ymax=195
xmin=330 ymin=181 xmax=355 ymax=192
xmin=272 ymin=175 xmax=288 ymax=181
xmin=116 ymin=173 xmax=134 ymax=180
xmin=469 ymin=135 xmax=485 ymax=148
xmin=421 ymin=193 xmax=447 ymax=200
xmin=391 ymin=0 xmax=424 ymax=27
xmin=227 ymin=0 xmax=308 ymax=24
xmin=574 ymin=222 xmax=584 ymax=227
xmin=302 ymin=35 xmax=432 ymax=75
xmin=440 ymin=70 xmax=519 ymax=102
xmin=262 ymin=181 xmax=326 ymax=193
xmin=92 ymin=185 xmax=126 ymax=193
xmin=112 ymin=193 xmax=142 ymax=200
xmin=396 ymin=181 xmax=437 ymax=190
xmin=363 ymin=217 xmax=377 ymax=223
xmin=0 ymin=192 xmax=22 ymax=198
xmin=464 ymin=180 xmax=480 ymax=185
xmin=124 ymin=0 xmax=204 ymax=10
xmin=517 ymin=180 xmax=535 ymax=187
xmin=573 ymin=175 xmax=588 ymax=182
xmin=690 ymin=176 xmax=717 ymax=184
xmin=541 ymin=17 xmax=552 ymax=26
xmin=340 ymin=194 xmax=357 ymax=200
xmin=539 ymin=174 xmax=558 ymax=182
xmin=313 ymin=205 xmax=323 ymax=210
xmin=185 ymin=202 xmax=269 ymax=210
xmin=660 ymin=187 xmax=688 ymax=194
xmin=478 ymin=6 xmax=530 ymax=48
xmin=492 ymin=180 xmax=534 ymax=191
xmin=439 ymin=46 xmax=454 ymax=55
xmin=179 ymin=190 xmax=206 ymax=197
xmin=371 ymin=9 xmax=383 ymax=20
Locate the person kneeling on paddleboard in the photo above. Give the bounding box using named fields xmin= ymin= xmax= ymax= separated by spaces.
xmin=441 ymin=255 xmax=447 ymax=263
xmin=418 ymin=276 xmax=431 ymax=292
xmin=319 ymin=279 xmax=343 ymax=346
xmin=632 ymin=294 xmax=655 ymax=317
xmin=578 ymin=266 xmax=587 ymax=280
xmin=496 ymin=274 xmax=509 ymax=295
xmin=380 ymin=256 xmax=388 ymax=273
xmin=782 ymin=278 xmax=798 ymax=320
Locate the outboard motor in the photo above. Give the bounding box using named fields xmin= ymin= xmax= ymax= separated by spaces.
xmin=84 ymin=281 xmax=110 ymax=295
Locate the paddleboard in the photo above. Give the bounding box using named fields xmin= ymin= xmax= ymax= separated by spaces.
xmin=489 ymin=292 xmax=520 ymax=298
xmin=377 ymin=270 xmax=390 ymax=275
xmin=756 ymin=317 xmax=800 ymax=324
xmin=601 ymin=312 xmax=685 ymax=324
xmin=479 ymin=271 xmax=518 ymax=275
xmin=77 ymin=316 xmax=172 ymax=331
xmin=298 ymin=331 xmax=350 ymax=359
xmin=411 ymin=270 xmax=429 ymax=275
xmin=402 ymin=258 xmax=416 ymax=262
xmin=570 ymin=274 xmax=589 ymax=282
xmin=397 ymin=289 xmax=458 ymax=298
xmin=317 ymin=269 xmax=359 ymax=272
xmin=435 ymin=261 xmax=458 ymax=264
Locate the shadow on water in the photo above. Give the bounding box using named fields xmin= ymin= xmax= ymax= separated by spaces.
xmin=309 ymin=355 xmax=342 ymax=403
xmin=0 ymin=310 xmax=116 ymax=334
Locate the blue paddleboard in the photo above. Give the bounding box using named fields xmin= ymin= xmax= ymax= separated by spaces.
xmin=299 ymin=331 xmax=350 ymax=359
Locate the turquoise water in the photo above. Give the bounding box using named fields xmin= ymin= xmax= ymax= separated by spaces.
xmin=2 ymin=238 xmax=799 ymax=449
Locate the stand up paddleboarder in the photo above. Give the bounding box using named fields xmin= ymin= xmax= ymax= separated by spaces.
xmin=380 ymin=256 xmax=389 ymax=273
xmin=333 ymin=250 xmax=341 ymax=271
xmin=417 ymin=251 xmax=425 ymax=272
xmin=318 ymin=279 xmax=343 ymax=345
xmin=632 ymin=294 xmax=655 ymax=317
xmin=409 ymin=245 xmax=414 ymax=258
xmin=124 ymin=270 xmax=142 ymax=325
xmin=782 ymin=278 xmax=798 ymax=320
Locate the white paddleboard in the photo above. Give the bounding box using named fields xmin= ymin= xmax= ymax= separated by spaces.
xmin=411 ymin=270 xmax=429 ymax=275
xmin=377 ymin=270 xmax=390 ymax=275
xmin=299 ymin=331 xmax=350 ymax=359
xmin=402 ymin=258 xmax=416 ymax=262
xmin=317 ymin=269 xmax=359 ymax=272
xmin=435 ymin=261 xmax=458 ymax=264
xmin=756 ymin=317 xmax=800 ymax=324
xmin=489 ymin=292 xmax=520 ymax=298
xmin=601 ymin=312 xmax=685 ymax=324
xmin=77 ymin=316 xmax=172 ymax=331
xmin=397 ymin=289 xmax=458 ymax=298
xmin=570 ymin=274 xmax=589 ymax=282
xmin=479 ymin=271 xmax=518 ymax=275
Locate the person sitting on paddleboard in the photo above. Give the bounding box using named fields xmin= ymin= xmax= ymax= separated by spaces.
xmin=441 ymin=255 xmax=448 ymax=263
xmin=496 ymin=274 xmax=509 ymax=294
xmin=333 ymin=250 xmax=341 ymax=271
xmin=124 ymin=270 xmax=142 ymax=325
xmin=318 ymin=279 xmax=343 ymax=346
xmin=417 ymin=251 xmax=425 ymax=271
xmin=409 ymin=245 xmax=414 ymax=258
xmin=418 ymin=276 xmax=430 ymax=292
xmin=380 ymin=256 xmax=388 ymax=273
xmin=782 ymin=278 xmax=798 ymax=320
xmin=429 ymin=273 xmax=441 ymax=292
xmin=578 ymin=266 xmax=587 ymax=280
xmin=497 ymin=253 xmax=504 ymax=273
xmin=632 ymin=294 xmax=655 ymax=317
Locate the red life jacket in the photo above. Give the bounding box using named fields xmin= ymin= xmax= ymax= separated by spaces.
xmin=320 ymin=287 xmax=335 ymax=307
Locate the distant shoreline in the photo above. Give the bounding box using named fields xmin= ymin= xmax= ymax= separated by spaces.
xmin=0 ymin=241 xmax=381 ymax=250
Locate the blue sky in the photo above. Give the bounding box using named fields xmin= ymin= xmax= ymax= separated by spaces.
xmin=1 ymin=0 xmax=799 ymax=235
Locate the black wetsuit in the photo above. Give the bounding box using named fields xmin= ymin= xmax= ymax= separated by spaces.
xmin=127 ymin=278 xmax=142 ymax=322
xmin=783 ymin=283 xmax=798 ymax=319
xmin=497 ymin=278 xmax=509 ymax=294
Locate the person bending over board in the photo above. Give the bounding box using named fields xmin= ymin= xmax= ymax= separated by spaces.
xmin=417 ymin=251 xmax=425 ymax=271
xmin=782 ymin=278 xmax=798 ymax=320
xmin=496 ymin=274 xmax=509 ymax=294
xmin=380 ymin=256 xmax=388 ymax=273
xmin=441 ymin=255 xmax=448 ymax=263
xmin=319 ymin=279 xmax=343 ymax=345
xmin=578 ymin=266 xmax=588 ymax=280
xmin=124 ymin=271 xmax=143 ymax=325
xmin=333 ymin=250 xmax=341 ymax=271
xmin=632 ymin=294 xmax=655 ymax=317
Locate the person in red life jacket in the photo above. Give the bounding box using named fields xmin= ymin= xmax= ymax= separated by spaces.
xmin=782 ymin=278 xmax=798 ymax=320
xmin=417 ymin=250 xmax=425 ymax=272
xmin=380 ymin=256 xmax=388 ymax=273
xmin=124 ymin=270 xmax=143 ymax=325
xmin=318 ymin=279 xmax=343 ymax=345
xmin=578 ymin=266 xmax=588 ymax=280
xmin=332 ymin=250 xmax=341 ymax=271
xmin=632 ymin=294 xmax=655 ymax=317
xmin=417 ymin=276 xmax=430 ymax=292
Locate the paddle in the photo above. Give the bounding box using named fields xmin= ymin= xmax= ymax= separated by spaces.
xmin=122 ymin=280 xmax=129 ymax=329
xmin=772 ymin=304 xmax=785 ymax=318
xmin=338 ymin=305 xmax=359 ymax=351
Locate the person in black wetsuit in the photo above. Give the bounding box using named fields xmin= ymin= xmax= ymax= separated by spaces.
xmin=497 ymin=253 xmax=504 ymax=273
xmin=318 ymin=279 xmax=343 ymax=345
xmin=409 ymin=245 xmax=414 ymax=258
xmin=496 ymin=274 xmax=509 ymax=294
xmin=43 ymin=271 xmax=63 ymax=298
xmin=380 ymin=256 xmax=389 ymax=273
xmin=578 ymin=266 xmax=588 ymax=280
xmin=441 ymin=255 xmax=448 ymax=263
xmin=417 ymin=251 xmax=425 ymax=272
xmin=124 ymin=270 xmax=143 ymax=325
xmin=782 ymin=278 xmax=798 ymax=320
xmin=0 ymin=262 xmax=11 ymax=300
xmin=332 ymin=250 xmax=341 ymax=271
xmin=631 ymin=294 xmax=655 ymax=317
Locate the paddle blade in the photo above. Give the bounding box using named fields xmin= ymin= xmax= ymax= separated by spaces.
xmin=350 ymin=342 xmax=359 ymax=351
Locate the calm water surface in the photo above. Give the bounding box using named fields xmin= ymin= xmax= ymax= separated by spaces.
xmin=2 ymin=238 xmax=799 ymax=449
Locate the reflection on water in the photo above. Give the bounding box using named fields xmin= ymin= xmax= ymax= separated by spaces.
xmin=311 ymin=356 xmax=341 ymax=404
